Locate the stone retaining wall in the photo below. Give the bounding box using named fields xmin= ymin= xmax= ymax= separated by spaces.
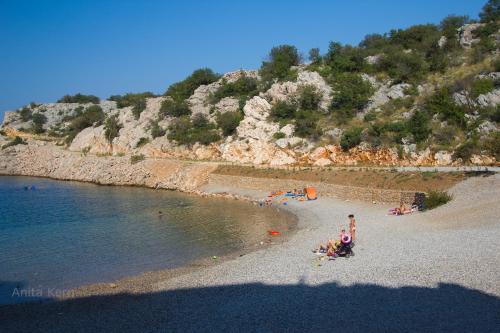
xmin=208 ymin=174 xmax=425 ymax=205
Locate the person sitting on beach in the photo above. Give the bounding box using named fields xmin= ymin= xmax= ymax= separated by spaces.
xmin=314 ymin=239 xmax=339 ymax=255
xmin=348 ymin=214 xmax=356 ymax=242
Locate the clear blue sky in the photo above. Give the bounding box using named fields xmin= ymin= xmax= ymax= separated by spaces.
xmin=0 ymin=0 xmax=486 ymax=120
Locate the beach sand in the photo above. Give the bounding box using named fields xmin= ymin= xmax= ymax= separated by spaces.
xmin=1 ymin=173 xmax=499 ymax=332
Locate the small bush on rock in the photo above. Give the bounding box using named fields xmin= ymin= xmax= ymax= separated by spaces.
xmin=19 ymin=107 xmax=32 ymax=122
xmin=104 ymin=115 xmax=122 ymax=143
xmin=470 ymin=78 xmax=495 ymax=99
xmin=31 ymin=112 xmax=47 ymax=134
xmin=167 ymin=115 xmax=220 ymax=145
xmin=130 ymin=154 xmax=145 ymax=164
xmin=165 ymin=68 xmax=220 ymax=101
xmin=273 ymin=132 xmax=286 ymax=140
xmin=64 ymin=105 xmax=105 ymax=144
xmin=149 ymin=120 xmax=166 ymax=138
xmin=211 ymin=74 xmax=259 ymax=104
xmin=2 ymin=136 xmax=27 ymax=149
xmin=136 ymin=137 xmax=150 ymax=148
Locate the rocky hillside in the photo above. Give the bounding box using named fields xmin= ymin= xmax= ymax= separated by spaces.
xmin=1 ymin=2 xmax=499 ymax=167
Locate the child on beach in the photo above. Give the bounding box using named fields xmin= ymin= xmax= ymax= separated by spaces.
xmin=348 ymin=215 xmax=356 ymax=242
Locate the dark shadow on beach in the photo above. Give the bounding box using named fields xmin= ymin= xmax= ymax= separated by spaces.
xmin=1 ymin=281 xmax=499 ymax=333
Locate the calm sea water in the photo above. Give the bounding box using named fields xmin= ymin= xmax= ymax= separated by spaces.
xmin=0 ymin=176 xmax=293 ymax=304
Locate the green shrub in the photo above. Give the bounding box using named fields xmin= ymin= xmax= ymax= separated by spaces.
xmin=407 ymin=111 xmax=431 ymax=143
xmin=149 ymin=120 xmax=165 ymax=138
xmin=294 ymin=110 xmax=321 ymax=139
xmin=260 ymin=45 xmax=301 ymax=82
xmin=130 ymin=154 xmax=145 ymax=164
xmin=377 ymin=49 xmax=428 ymax=83
xmin=2 ymin=136 xmax=27 ymax=149
xmin=330 ymin=73 xmax=373 ymax=121
xmin=64 ymin=105 xmax=105 ymax=144
xmin=210 ymin=74 xmax=258 ymax=103
xmin=273 ymin=132 xmax=286 ymax=139
xmin=424 ymin=191 xmax=452 ymax=210
xmin=136 ymin=137 xmax=150 ymax=147
xmin=483 ymin=131 xmax=500 ymax=159
xmin=167 ymin=115 xmax=220 ymax=145
xmin=165 ymin=68 xmax=220 ymax=101
xmin=108 ymin=92 xmax=155 ymax=120
xmin=104 ymin=115 xmax=121 ymax=143
xmin=160 ymin=99 xmax=191 ymax=118
xmin=270 ymin=101 xmax=297 ymax=122
xmin=453 ymin=141 xmax=479 ymax=161
xmin=297 ymin=85 xmax=322 ymax=110
xmin=363 ymin=112 xmax=377 ymax=122
xmin=216 ymin=111 xmax=243 ymax=136
xmin=57 ymin=93 xmax=100 ymax=104
xmin=108 ymin=92 xmax=155 ymax=107
xmin=424 ymin=88 xmax=466 ymax=128
xmin=31 ymin=112 xmax=47 ymax=134
xmin=494 ymin=58 xmax=500 ymax=72
xmin=471 ymin=78 xmax=495 ymax=99
xmin=340 ymin=127 xmax=363 ymax=151
xmin=19 ymin=107 xmax=32 ymax=121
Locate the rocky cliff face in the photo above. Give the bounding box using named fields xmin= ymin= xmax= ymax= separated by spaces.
xmin=0 ymin=140 xmax=217 ymax=191
xmin=2 ymin=25 xmax=499 ymax=167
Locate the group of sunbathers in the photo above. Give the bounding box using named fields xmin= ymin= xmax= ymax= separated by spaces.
xmin=314 ymin=214 xmax=356 ymax=258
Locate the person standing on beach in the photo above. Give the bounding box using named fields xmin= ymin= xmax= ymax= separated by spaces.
xmin=348 ymin=214 xmax=356 ymax=242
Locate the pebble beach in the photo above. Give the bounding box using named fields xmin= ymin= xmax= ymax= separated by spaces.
xmin=1 ymin=173 xmax=499 ymax=332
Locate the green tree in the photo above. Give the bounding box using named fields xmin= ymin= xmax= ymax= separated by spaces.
xmin=260 ymin=45 xmax=301 ymax=82
xmin=325 ymin=42 xmax=365 ymax=73
xmin=479 ymin=0 xmax=499 ymax=23
xmin=308 ymin=48 xmax=321 ymax=63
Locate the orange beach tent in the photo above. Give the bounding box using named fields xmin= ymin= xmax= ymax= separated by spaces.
xmin=304 ymin=187 xmax=317 ymax=200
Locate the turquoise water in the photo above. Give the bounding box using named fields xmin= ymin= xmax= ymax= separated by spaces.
xmin=0 ymin=176 xmax=293 ymax=304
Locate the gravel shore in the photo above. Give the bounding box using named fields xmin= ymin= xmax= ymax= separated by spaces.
xmin=1 ymin=174 xmax=499 ymax=332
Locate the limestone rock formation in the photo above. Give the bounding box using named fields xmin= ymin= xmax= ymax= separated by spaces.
xmin=457 ymin=23 xmax=483 ymax=48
